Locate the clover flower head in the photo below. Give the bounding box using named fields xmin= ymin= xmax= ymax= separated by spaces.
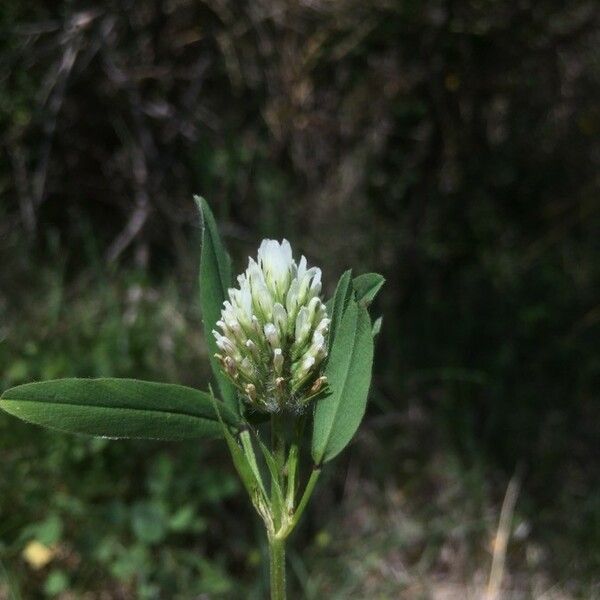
xmin=213 ymin=239 xmax=329 ymax=413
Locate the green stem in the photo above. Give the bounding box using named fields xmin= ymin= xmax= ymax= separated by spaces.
xmin=271 ymin=414 xmax=286 ymax=525
xmin=285 ymin=415 xmax=306 ymax=512
xmin=289 ymin=465 xmax=321 ymax=531
xmin=269 ymin=536 xmax=286 ymax=600
xmin=272 ymin=415 xmax=286 ymax=474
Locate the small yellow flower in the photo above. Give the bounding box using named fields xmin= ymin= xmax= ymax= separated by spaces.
xmin=22 ymin=540 xmax=55 ymax=569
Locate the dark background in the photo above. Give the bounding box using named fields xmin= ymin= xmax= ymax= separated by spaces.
xmin=1 ymin=1 xmax=598 ymax=598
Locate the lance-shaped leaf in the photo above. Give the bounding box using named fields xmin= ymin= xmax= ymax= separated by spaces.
xmin=196 ymin=196 xmax=238 ymax=413
xmin=326 ymin=269 xmax=353 ymax=353
xmin=0 ymin=378 xmax=240 ymax=441
xmin=352 ymin=273 xmax=385 ymax=308
xmin=312 ymin=298 xmax=374 ymax=463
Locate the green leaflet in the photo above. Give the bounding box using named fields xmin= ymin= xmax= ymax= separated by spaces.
xmin=326 ymin=269 xmax=353 ymax=353
xmin=352 ymin=273 xmax=385 ymax=307
xmin=353 ymin=272 xmax=384 ymax=338
xmin=326 ymin=270 xmax=384 ymax=351
xmin=195 ymin=197 xmax=238 ymax=413
xmin=311 ymin=299 xmax=374 ymax=463
xmin=0 ymin=378 xmax=240 ymax=441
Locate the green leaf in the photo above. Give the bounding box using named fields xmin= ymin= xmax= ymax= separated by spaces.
xmin=44 ymin=570 xmax=69 ymax=596
xmin=326 ymin=269 xmax=353 ymax=353
xmin=131 ymin=501 xmax=168 ymax=544
xmin=0 ymin=378 xmax=240 ymax=441
xmin=21 ymin=515 xmax=63 ymax=546
xmin=312 ymin=299 xmax=374 ymax=464
xmin=352 ymin=273 xmax=385 ymax=307
xmin=168 ymin=505 xmax=196 ymax=532
xmin=195 ymin=196 xmax=238 ymax=413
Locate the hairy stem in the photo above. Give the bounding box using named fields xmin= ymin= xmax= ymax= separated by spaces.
xmin=271 ymin=414 xmax=286 ymax=525
xmin=285 ymin=415 xmax=306 ymax=512
xmin=269 ymin=536 xmax=286 ymax=600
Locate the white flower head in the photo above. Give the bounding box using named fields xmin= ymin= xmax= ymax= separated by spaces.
xmin=214 ymin=239 xmax=328 ymax=413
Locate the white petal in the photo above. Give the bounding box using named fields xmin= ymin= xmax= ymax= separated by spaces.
xmin=297 ymin=255 xmax=307 ymax=280
xmin=264 ymin=323 xmax=280 ymax=349
xmin=272 ymin=303 xmax=288 ymax=337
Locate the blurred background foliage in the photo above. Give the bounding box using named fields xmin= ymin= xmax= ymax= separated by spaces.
xmin=0 ymin=0 xmax=599 ymax=598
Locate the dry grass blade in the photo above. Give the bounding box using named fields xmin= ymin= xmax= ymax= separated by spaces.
xmin=485 ymin=468 xmax=522 ymax=600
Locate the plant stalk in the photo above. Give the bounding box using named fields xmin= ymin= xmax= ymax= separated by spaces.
xmin=285 ymin=414 xmax=306 ymax=512
xmin=290 ymin=465 xmax=321 ymax=531
xmin=269 ymin=536 xmax=286 ymax=600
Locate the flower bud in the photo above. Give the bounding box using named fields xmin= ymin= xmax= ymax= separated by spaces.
xmin=264 ymin=323 xmax=280 ymax=349
xmin=273 ymin=348 xmax=284 ymax=374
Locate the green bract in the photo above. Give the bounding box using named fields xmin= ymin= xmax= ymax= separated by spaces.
xmin=0 ymin=198 xmax=384 ymax=600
